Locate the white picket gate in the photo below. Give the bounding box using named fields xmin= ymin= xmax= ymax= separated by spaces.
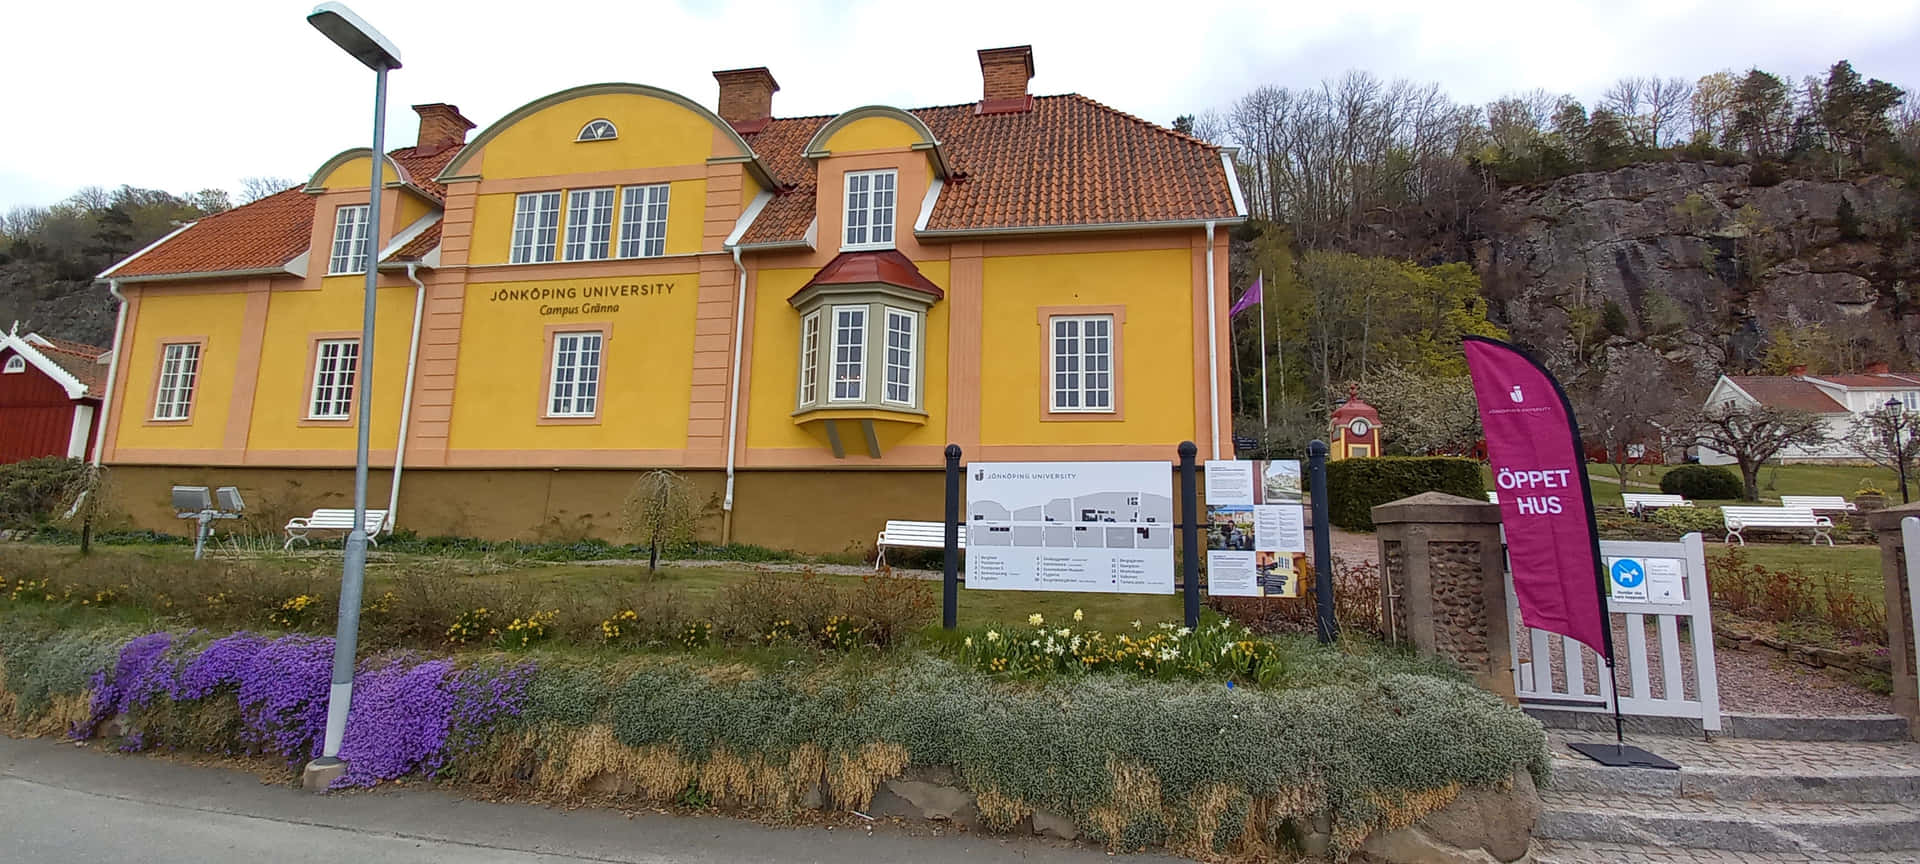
xmin=1900 ymin=518 xmax=1920 ymax=695
xmin=1504 ymin=532 xmax=1723 ymax=732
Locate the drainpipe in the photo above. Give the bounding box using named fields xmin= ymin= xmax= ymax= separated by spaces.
xmin=721 ymin=246 xmax=748 ymax=543
xmin=1204 ymin=221 xmax=1223 ymax=460
xmin=384 ymin=263 xmax=427 ymax=532
xmin=90 ymin=279 xmax=128 ymax=467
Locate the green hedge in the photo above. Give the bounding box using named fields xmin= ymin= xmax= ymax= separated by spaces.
xmin=1659 ymin=465 xmax=1742 ymax=500
xmin=1325 ymin=457 xmax=1484 ymax=530
xmin=0 ymin=457 xmax=86 ymax=528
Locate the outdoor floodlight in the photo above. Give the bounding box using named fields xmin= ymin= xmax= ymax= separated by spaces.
xmin=216 ymin=486 xmax=246 ymax=512
xmin=171 ymin=485 xmax=211 ymax=513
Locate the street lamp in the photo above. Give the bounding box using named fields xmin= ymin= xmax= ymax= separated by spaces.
xmin=303 ymin=1 xmax=400 ymax=789
xmin=1888 ymin=398 xmax=1911 ymax=504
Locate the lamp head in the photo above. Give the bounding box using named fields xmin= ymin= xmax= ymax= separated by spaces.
xmin=308 ymin=2 xmax=402 ymax=71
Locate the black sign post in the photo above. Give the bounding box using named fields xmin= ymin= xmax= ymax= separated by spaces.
xmin=1179 ymin=441 xmax=1200 ymax=629
xmin=942 ymin=444 xmax=962 ymax=630
xmin=1308 ymin=440 xmax=1338 ymax=644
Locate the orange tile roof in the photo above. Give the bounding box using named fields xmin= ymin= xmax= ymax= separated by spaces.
xmin=109 ymin=145 xmax=459 ymax=280
xmin=1809 ymin=373 xmax=1920 ymax=388
xmin=390 ymin=221 xmax=442 ymax=261
xmin=36 ymin=337 xmax=109 ymax=394
xmin=740 ymin=94 xmax=1240 ymax=245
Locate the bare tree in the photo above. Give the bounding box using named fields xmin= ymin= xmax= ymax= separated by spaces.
xmin=1601 ymin=77 xmax=1648 ymax=145
xmin=621 ymin=469 xmax=703 ymax=574
xmin=1576 ymin=349 xmax=1683 ymax=488
xmin=1845 ymin=405 xmax=1920 ymax=503
xmin=1644 ymin=76 xmax=1694 ymax=148
xmin=1692 ymin=70 xmax=1739 ymax=146
xmin=237 ymin=176 xmax=300 ymax=205
xmin=1676 ymin=403 xmax=1829 ymax=501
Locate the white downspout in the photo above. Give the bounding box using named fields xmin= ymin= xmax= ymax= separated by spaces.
xmin=1204 ymin=221 xmax=1223 ymax=459
xmin=722 ymin=247 xmax=748 ymax=543
xmin=385 ymin=263 xmax=426 ymax=532
xmin=90 ymin=280 xmax=128 ymax=466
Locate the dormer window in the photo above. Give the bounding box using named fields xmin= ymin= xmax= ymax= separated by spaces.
xmin=843 ymin=170 xmax=897 ymax=250
xmin=576 ymin=119 xmax=617 ymax=141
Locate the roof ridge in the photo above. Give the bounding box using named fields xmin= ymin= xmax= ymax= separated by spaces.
xmin=1060 ymin=92 xmax=1220 ymax=150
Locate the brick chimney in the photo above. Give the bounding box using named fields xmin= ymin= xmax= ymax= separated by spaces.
xmin=1788 ymin=364 xmax=1808 ymax=378
xmin=977 ymin=45 xmax=1034 ymax=114
xmin=1866 ymin=361 xmax=1892 ymax=374
xmin=412 ymin=104 xmax=475 ymax=155
xmin=713 ymin=68 xmax=779 ymax=134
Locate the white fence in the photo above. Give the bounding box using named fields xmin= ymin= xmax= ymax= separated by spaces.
xmin=1505 ymin=532 xmax=1723 ymax=732
xmin=1901 ymin=518 xmax=1920 ymax=697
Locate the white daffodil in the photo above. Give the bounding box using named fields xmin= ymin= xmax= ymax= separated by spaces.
xmin=1073 ymin=609 xmax=1084 ymax=622
xmin=1028 ymin=613 xmax=1045 ymax=626
xmin=986 ymin=630 xmax=1000 ymax=642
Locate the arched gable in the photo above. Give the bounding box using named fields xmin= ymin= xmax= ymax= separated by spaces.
xmin=803 ymin=106 xmax=949 ymax=178
xmin=435 ymin=83 xmax=773 ymax=186
xmin=305 ymin=149 xmax=413 ymax=193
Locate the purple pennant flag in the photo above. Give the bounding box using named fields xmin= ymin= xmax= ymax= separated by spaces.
xmin=1229 ymin=275 xmax=1263 ymax=317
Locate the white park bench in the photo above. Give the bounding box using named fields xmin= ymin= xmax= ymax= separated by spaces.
xmin=1486 ymin=492 xmax=1499 ymax=504
xmin=874 ymin=520 xmax=966 ymax=569
xmin=284 ymin=508 xmax=389 ymax=550
xmin=1622 ymin=492 xmax=1693 ymax=516
xmin=1779 ymin=495 xmax=1858 ymax=513
xmin=1722 ymin=506 xmax=1833 ymax=546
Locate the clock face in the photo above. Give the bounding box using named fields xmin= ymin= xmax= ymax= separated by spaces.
xmin=1348 ymin=418 xmax=1372 ymax=437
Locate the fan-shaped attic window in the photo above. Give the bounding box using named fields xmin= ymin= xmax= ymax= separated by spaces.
xmin=576 ymin=119 xmax=618 ymax=142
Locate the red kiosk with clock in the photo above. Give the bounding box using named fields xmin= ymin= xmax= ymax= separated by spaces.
xmin=1328 ymin=384 xmax=1380 ymax=460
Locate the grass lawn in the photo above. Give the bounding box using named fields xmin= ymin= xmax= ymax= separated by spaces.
xmin=1479 ymin=462 xmax=1908 ymax=509
xmin=1714 ymin=542 xmax=1883 ymax=597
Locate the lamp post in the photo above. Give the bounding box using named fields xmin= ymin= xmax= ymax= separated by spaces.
xmin=1887 ymin=398 xmax=1911 ymax=504
xmin=303 ymin=1 xmax=400 ymax=790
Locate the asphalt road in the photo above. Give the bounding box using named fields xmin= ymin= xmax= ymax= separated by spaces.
xmin=0 ymin=736 xmax=1180 ymax=863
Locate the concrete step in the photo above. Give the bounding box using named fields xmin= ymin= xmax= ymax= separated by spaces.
xmin=1527 ymin=707 xmax=1912 ymax=741
xmin=1547 ymin=732 xmax=1920 ymax=803
xmin=1537 ymin=790 xmax=1920 ymax=853
xmin=1533 ymin=839 xmax=1920 ymax=863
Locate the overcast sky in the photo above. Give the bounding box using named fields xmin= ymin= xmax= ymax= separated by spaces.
xmin=5 ymin=0 xmax=1917 ymax=211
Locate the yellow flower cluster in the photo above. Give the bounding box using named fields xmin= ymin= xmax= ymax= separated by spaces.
xmin=363 ymin=591 xmax=396 ymax=615
xmin=679 ymin=620 xmax=713 ymax=648
xmin=955 ymin=614 xmax=1278 ymax=683
xmin=600 ymin=608 xmax=641 ymax=641
xmin=446 ymin=607 xmax=493 ymax=644
xmin=500 ymin=609 xmax=558 ymax=649
xmin=269 ymin=594 xmax=321 ymax=629
xmin=5 ymin=577 xmax=51 ymax=603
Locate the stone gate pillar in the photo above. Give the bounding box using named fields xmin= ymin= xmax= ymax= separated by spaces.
xmin=1373 ymin=492 xmax=1514 ymax=703
xmin=1867 ymin=503 xmax=1920 ymax=738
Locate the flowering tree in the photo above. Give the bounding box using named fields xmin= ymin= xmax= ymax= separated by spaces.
xmin=1844 ymin=405 xmax=1920 ymax=503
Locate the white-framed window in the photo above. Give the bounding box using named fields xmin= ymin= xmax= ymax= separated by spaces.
xmin=883 ymin=307 xmax=916 ymax=405
xmin=576 ymin=119 xmax=618 ymax=141
xmin=510 ymin=191 xmax=562 ymax=264
xmin=617 ymin=184 xmax=670 ymax=259
xmin=547 ymin=331 xmax=603 ymax=417
xmin=152 ymin=342 xmax=201 ymax=420
xmin=1903 ymin=391 xmax=1920 ymax=412
xmin=798 ymin=311 xmax=820 ymax=405
xmin=2 ymin=355 xmax=23 ymax=374
xmin=842 ymin=169 xmax=897 ymax=249
xmin=829 ymin=305 xmax=866 ymax=402
xmin=564 ymin=188 xmax=616 ymax=261
xmin=1051 ymin=315 xmax=1114 ymax=412
xmin=327 ymin=204 xmax=371 ymax=274
xmin=307 ymin=339 xmax=360 ymax=419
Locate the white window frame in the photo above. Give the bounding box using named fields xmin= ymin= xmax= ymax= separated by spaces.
xmin=2 ymin=355 xmax=23 ymax=374
xmin=829 ymin=305 xmax=866 ymax=403
xmin=307 ymin=339 xmax=360 ymax=420
xmin=882 ymin=307 xmax=917 ymax=406
xmin=327 ymin=204 xmax=371 ymax=275
xmin=546 ymin=331 xmax=604 ymax=418
xmin=1050 ymin=315 xmax=1115 ymax=413
xmin=152 ymin=342 xmax=201 ymax=421
xmin=798 ymin=311 xmax=821 ymax=405
xmin=564 ymin=188 xmax=616 ymax=261
xmin=510 ymin=191 xmax=562 ymax=264
xmin=576 ymin=119 xmax=618 ymax=141
xmin=617 ymin=184 xmax=670 ymax=259
xmin=842 ymin=169 xmax=897 ymax=250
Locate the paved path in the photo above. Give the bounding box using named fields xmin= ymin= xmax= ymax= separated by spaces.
xmin=0 ymin=737 xmax=1178 ymax=864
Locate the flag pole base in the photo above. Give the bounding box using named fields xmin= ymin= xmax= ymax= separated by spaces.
xmin=1568 ymin=741 xmax=1679 ymax=770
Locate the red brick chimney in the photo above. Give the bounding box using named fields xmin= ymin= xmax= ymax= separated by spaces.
xmin=412 ymin=104 xmax=475 ymax=155
xmin=1866 ymin=361 xmax=1892 ymax=374
xmin=1788 ymin=364 xmax=1808 ymax=378
xmin=713 ymin=68 xmax=779 ymax=134
xmin=977 ymin=45 xmax=1034 ymax=114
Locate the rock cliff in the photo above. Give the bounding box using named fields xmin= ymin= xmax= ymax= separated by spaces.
xmin=1476 ymin=161 xmax=1920 ymax=379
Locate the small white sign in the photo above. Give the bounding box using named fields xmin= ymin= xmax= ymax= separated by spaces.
xmin=1644 ymin=557 xmax=1687 ymax=605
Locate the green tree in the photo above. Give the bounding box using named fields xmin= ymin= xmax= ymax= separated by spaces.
xmin=1820 ymin=60 xmax=1905 ymax=169
xmin=1731 ymin=69 xmax=1793 ymax=159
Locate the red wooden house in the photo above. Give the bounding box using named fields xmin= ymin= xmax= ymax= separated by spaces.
xmin=0 ymin=329 xmax=110 ymax=463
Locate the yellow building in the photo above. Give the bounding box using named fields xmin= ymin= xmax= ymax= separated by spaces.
xmin=96 ymin=46 xmax=1246 ymax=553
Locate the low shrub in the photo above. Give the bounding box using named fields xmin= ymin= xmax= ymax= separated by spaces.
xmin=1325 ymin=457 xmax=1483 ymax=531
xmin=0 ymin=618 xmax=1549 ymax=861
xmin=1649 ymin=505 xmax=1725 ymax=535
xmin=1707 ymin=547 xmax=1885 ymax=646
xmin=0 ymin=457 xmax=88 ymax=528
xmin=1659 ymin=465 xmax=1742 ymax=500
xmin=1207 ymin=558 xmax=1384 ymax=637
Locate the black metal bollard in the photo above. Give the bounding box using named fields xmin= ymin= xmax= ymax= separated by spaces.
xmin=1179 ymin=441 xmax=1200 ymax=630
xmin=943 ymin=444 xmax=961 ymax=630
xmin=1308 ymin=439 xmax=1338 ymax=643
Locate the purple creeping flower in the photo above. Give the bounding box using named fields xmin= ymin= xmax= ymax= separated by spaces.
xmin=175 ymin=633 xmax=267 ymax=701
xmin=438 ymin=662 xmax=536 ymax=773
xmin=78 ymin=633 xmax=175 ymax=740
xmin=333 ymin=657 xmax=455 ymax=788
xmin=235 ymin=635 xmax=335 ymax=760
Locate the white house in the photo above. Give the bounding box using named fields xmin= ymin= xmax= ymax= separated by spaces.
xmin=1698 ymin=365 xmax=1920 ymax=464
